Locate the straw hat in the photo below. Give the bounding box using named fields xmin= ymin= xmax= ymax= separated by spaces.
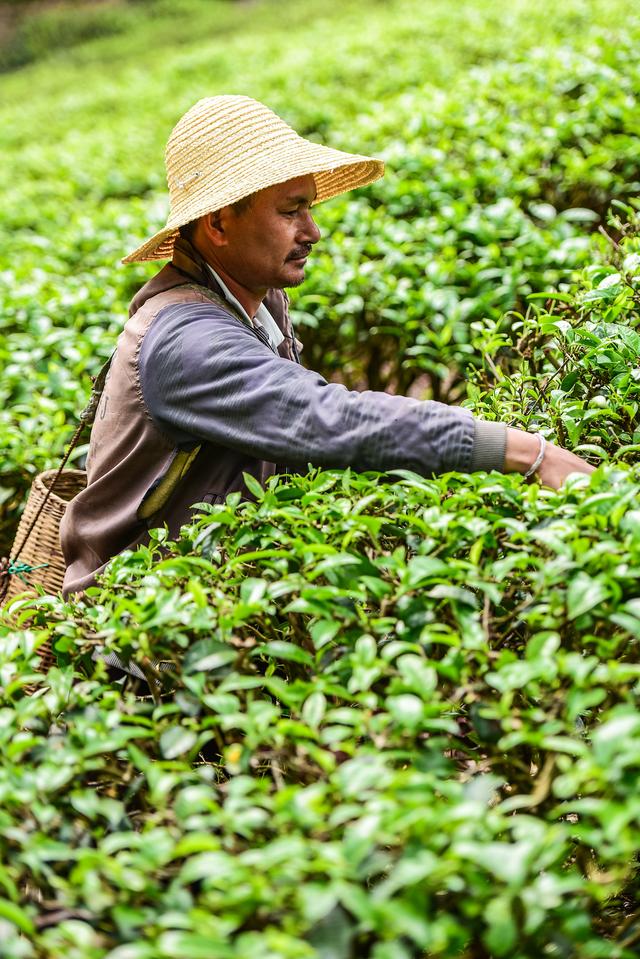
xmin=122 ymin=95 xmax=384 ymax=263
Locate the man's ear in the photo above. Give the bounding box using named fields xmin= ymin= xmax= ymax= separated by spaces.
xmin=201 ymin=208 xmax=229 ymax=247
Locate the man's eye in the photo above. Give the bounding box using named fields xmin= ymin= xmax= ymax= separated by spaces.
xmin=282 ymin=209 xmax=298 ymax=217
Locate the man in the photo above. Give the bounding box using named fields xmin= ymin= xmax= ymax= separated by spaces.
xmin=60 ymin=95 xmax=592 ymax=595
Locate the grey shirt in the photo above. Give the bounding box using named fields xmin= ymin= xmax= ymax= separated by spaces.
xmin=139 ymin=300 xmax=506 ymax=476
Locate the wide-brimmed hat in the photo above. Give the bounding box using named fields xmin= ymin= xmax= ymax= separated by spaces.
xmin=122 ymin=95 xmax=384 ymax=263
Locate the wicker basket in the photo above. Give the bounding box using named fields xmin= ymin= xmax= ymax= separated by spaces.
xmin=2 ymin=469 xmax=87 ymax=668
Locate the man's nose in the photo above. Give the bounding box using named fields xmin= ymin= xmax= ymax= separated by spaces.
xmin=299 ymin=211 xmax=321 ymax=244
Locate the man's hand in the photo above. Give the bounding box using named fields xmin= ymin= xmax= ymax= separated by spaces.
xmin=505 ymin=427 xmax=595 ymax=489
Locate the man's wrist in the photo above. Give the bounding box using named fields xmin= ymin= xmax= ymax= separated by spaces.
xmin=504 ymin=427 xmax=545 ymax=475
xmin=523 ymin=434 xmax=547 ymax=479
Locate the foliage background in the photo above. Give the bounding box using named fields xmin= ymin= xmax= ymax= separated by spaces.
xmin=1 ymin=0 xmax=640 ymax=956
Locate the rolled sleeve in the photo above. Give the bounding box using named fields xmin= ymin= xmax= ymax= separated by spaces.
xmin=470 ymin=420 xmax=507 ymax=472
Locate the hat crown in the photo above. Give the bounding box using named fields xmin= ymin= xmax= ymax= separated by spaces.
xmin=166 ymin=95 xmax=297 ymax=208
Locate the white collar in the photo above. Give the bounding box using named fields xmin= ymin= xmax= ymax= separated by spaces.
xmin=205 ymin=264 xmax=284 ymax=351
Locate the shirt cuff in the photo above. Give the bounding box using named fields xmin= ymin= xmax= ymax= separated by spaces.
xmin=470 ymin=420 xmax=508 ymax=473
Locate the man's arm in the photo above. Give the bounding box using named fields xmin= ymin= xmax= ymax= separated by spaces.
xmin=140 ymin=303 xmax=591 ymax=486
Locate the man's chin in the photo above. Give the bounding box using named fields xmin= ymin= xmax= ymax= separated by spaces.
xmin=282 ymin=264 xmax=307 ymax=288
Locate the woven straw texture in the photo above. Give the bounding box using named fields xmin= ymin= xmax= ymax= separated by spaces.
xmin=5 ymin=468 xmax=86 ymax=600
xmin=3 ymin=469 xmax=86 ymax=669
xmin=123 ymin=95 xmax=384 ymax=263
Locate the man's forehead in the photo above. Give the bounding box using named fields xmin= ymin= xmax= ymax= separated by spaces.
xmin=271 ymin=175 xmax=317 ymax=203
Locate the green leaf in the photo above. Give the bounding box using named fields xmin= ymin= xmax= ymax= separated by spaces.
xmin=242 ymin=471 xmax=265 ymax=500
xmin=386 ymin=694 xmax=424 ymax=727
xmin=310 ymin=619 xmax=341 ymax=650
xmin=403 ymin=556 xmax=450 ymax=588
xmin=160 ymin=726 xmax=197 ymax=759
xmin=302 ymin=691 xmax=327 ymax=729
xmin=239 ymin=577 xmax=267 ymax=605
xmin=257 ymin=641 xmax=314 ymax=665
xmin=0 ymin=898 xmax=34 ymax=935
xmin=157 ymin=931 xmax=233 ymax=959
xmin=483 ymin=896 xmax=518 ymax=956
xmin=184 ymin=640 xmax=237 ymax=674
xmin=566 ymin=573 xmax=609 ymax=620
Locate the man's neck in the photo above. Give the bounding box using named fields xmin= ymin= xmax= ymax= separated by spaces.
xmin=206 ymin=261 xmax=264 ymax=320
xmin=173 ymin=235 xmax=267 ymax=320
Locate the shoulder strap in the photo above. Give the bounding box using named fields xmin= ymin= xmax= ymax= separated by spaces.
xmin=79 ymin=352 xmax=115 ymax=426
xmin=21 ymin=351 xmax=116 ymax=543
xmin=178 ymin=280 xmax=253 ymax=329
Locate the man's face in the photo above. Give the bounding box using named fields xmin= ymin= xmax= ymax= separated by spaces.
xmin=214 ymin=174 xmax=321 ymax=293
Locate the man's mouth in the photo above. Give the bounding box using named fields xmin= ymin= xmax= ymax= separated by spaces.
xmin=287 ymin=246 xmax=312 ymax=262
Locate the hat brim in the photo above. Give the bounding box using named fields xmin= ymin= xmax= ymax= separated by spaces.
xmin=122 ymin=147 xmax=384 ymax=264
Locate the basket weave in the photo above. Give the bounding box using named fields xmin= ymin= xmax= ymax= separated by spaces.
xmin=3 ymin=469 xmax=86 ymax=669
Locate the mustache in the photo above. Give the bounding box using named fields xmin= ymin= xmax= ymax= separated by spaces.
xmin=286 ymin=244 xmax=313 ymax=260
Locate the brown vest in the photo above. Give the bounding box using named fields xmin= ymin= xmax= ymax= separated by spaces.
xmin=60 ymin=246 xmax=297 ymax=595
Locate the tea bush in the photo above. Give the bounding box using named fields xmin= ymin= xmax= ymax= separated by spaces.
xmin=295 ymin=37 xmax=640 ymax=396
xmin=3 ymin=465 xmax=640 ymax=956
xmin=467 ymin=203 xmax=640 ymax=460
xmin=0 ymin=5 xmax=130 ymax=73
